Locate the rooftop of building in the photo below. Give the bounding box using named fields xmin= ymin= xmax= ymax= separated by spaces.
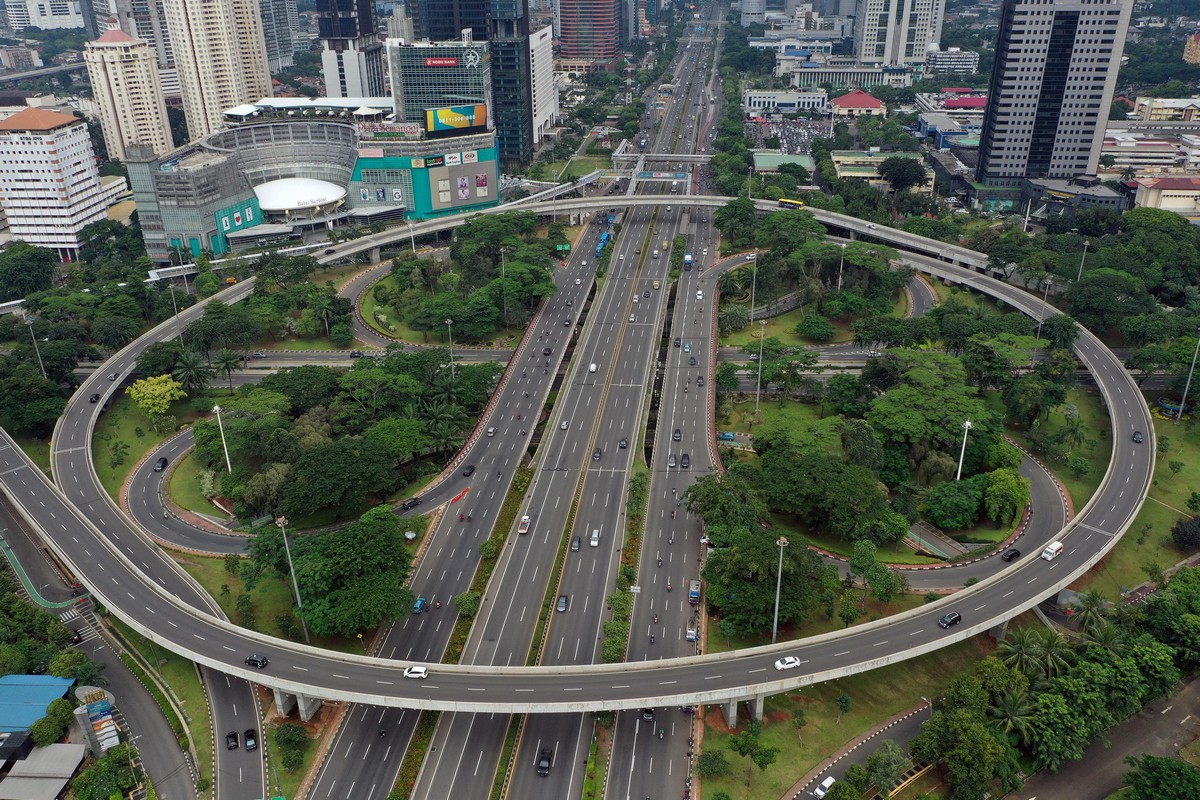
xmin=1027 ymin=176 xmax=1122 ymax=199
xmin=0 ymin=742 xmax=86 ymax=800
xmin=943 ymin=96 xmax=987 ymax=109
xmin=831 ymin=90 xmax=885 ymax=109
xmin=253 ymin=177 xmax=347 ymax=212
xmin=831 ymin=149 xmax=924 ymax=160
xmin=91 ymin=29 xmax=138 ymax=45
xmin=0 ymin=676 xmax=73 ymax=733
xmin=1135 ymin=96 xmax=1200 ymax=108
xmin=1137 ymin=176 xmax=1200 ymax=190
xmin=750 ymin=150 xmax=817 ymax=171
xmin=0 ymin=106 xmax=79 ymax=133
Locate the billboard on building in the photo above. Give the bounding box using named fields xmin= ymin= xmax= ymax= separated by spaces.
xmin=415 ymin=146 xmax=498 ymax=213
xmin=358 ymin=122 xmax=422 ymax=141
xmin=424 ymin=104 xmax=488 ymax=139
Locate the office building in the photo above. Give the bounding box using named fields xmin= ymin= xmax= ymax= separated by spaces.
xmin=557 ymin=0 xmax=620 ymax=71
xmin=924 ymin=46 xmax=979 ymax=74
xmin=0 ymin=108 xmax=119 ymax=260
xmin=387 ymin=34 xmax=492 ymax=127
xmin=317 ymin=0 xmax=385 ymax=98
xmin=741 ymin=0 xmax=767 ymax=26
xmin=852 ymin=0 xmax=944 ymax=68
xmin=388 ymin=3 xmax=415 ymax=39
xmin=411 ymin=0 xmax=489 ymax=42
xmin=260 ymin=0 xmax=298 ymax=72
xmin=975 ymin=0 xmax=1132 ymax=188
xmin=742 ymin=88 xmax=828 ymax=114
xmin=489 ymin=0 xmax=533 ymax=166
xmin=1185 ymin=32 xmax=1200 ymax=65
xmin=528 ymin=24 xmax=556 ymax=145
xmin=5 ymin=0 xmax=86 ymax=32
xmin=162 ymin=0 xmax=272 ymax=140
xmin=84 ymin=29 xmax=173 ymax=161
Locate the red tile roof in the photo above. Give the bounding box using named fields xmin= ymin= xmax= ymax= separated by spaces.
xmin=1140 ymin=177 xmax=1200 ymax=190
xmin=0 ymin=106 xmax=80 ymax=132
xmin=93 ymin=29 xmax=137 ymax=44
xmin=831 ymin=89 xmax=884 ymax=109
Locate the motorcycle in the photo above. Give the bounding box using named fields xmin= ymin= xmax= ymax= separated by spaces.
xmin=657 ymin=728 xmax=664 ymax=740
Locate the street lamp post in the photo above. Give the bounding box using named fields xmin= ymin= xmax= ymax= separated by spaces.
xmin=167 ymin=285 xmax=185 ymax=347
xmin=500 ymin=247 xmax=509 ymax=326
xmin=25 ymin=318 xmax=46 ymax=379
xmin=1032 ymin=277 xmax=1052 ymax=360
xmin=955 ymin=419 xmax=973 ymax=480
xmin=1076 ymin=240 xmax=1090 ymax=282
xmin=445 ymin=318 xmax=455 ymax=378
xmin=1176 ymin=328 xmax=1200 ymax=427
xmin=771 ymin=536 xmax=789 ymax=644
xmin=754 ymin=320 xmax=767 ymax=413
xmin=212 ymin=405 xmax=233 ymax=474
xmin=837 ymin=243 xmax=846 ymax=292
xmin=408 ymin=219 xmax=416 ymax=252
xmin=275 ymin=516 xmax=310 ymax=643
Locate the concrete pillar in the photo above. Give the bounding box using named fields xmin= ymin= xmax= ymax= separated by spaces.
xmin=295 ymin=693 xmax=323 ymax=722
xmin=990 ymin=619 xmax=1009 ymax=641
xmin=272 ymin=688 xmax=296 ymax=718
xmin=722 ymin=698 xmax=740 ymax=728
xmin=751 ymin=693 xmax=766 ymax=721
xmin=369 ymin=246 xmax=381 ymax=264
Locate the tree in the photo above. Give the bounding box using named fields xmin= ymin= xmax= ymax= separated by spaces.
xmin=126 ymin=374 xmax=187 ymax=419
xmin=172 ymin=349 xmax=213 ymax=394
xmin=1172 ymin=516 xmax=1200 ymax=551
xmin=836 ymin=693 xmax=852 ymax=723
xmin=1039 ymin=314 xmax=1079 ymax=352
xmin=454 ymin=591 xmax=481 ymax=618
xmin=923 ymin=476 xmax=986 ymax=529
xmin=0 ymin=243 xmax=58 ymax=302
xmin=697 ymin=750 xmax=733 ymax=778
xmin=726 ymin=719 xmax=780 ymax=788
xmin=984 ymin=468 xmax=1031 ymax=527
xmin=212 ymin=348 xmax=242 ymax=391
xmin=1124 ymin=754 xmax=1200 ymax=800
xmin=877 ymin=157 xmax=929 ymax=193
xmin=867 ymin=739 xmax=912 ymax=795
xmin=91 ymin=315 xmax=139 ymax=349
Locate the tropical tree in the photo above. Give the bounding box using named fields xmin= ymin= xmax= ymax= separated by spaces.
xmin=987 ymin=689 xmax=1034 ymax=747
xmin=995 ymin=627 xmax=1043 ymax=678
xmin=172 ymin=349 xmax=213 ymax=394
xmin=212 ymin=348 xmax=242 ymax=392
xmin=1070 ymin=587 xmax=1110 ymax=634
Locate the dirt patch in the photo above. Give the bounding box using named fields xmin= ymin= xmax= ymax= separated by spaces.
xmin=705 ymin=707 xmax=736 ymax=735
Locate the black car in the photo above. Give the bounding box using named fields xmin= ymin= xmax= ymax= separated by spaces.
xmin=673 ymin=338 xmax=681 ymax=348
xmin=462 ymin=465 xmax=476 ymax=477
xmin=69 ymin=629 xmax=83 ymax=644
xmin=244 ymin=728 xmax=258 ymax=751
xmin=681 ymin=453 xmax=690 ymax=469
xmin=537 ymin=747 xmax=553 ymax=776
xmin=673 ymin=428 xmax=682 ymax=441
xmin=938 ymin=611 xmax=962 ymax=629
xmin=244 ymin=654 xmax=268 ymax=669
xmin=593 ymin=448 xmax=602 ymax=461
xmin=324 ymin=248 xmax=336 ymax=255
xmin=644 ymin=290 xmax=650 ymax=298
xmin=641 ymin=708 xmax=655 ymax=721
xmin=688 ymin=356 xmax=697 ymax=366
xmin=618 ymin=437 xmax=628 ymax=449
xmin=349 ymin=350 xmax=364 ymax=358
xmin=696 ymin=375 xmax=704 ymax=387
xmin=543 ymin=347 xmax=552 ymax=356
xmin=1000 ymin=549 xmax=1021 ymax=562
xmin=563 ymin=319 xmax=571 ymax=327
xmin=1132 ymin=431 xmax=1144 ymax=443
xmin=225 ymin=731 xmax=239 ymax=750
xmin=400 ymin=497 xmax=422 ymax=510
xmin=153 ymin=456 xmax=168 ymax=472
xmin=88 ymin=393 xmax=101 ymax=403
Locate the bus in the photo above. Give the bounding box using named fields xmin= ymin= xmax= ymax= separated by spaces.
xmin=688 ymin=579 xmax=702 ymax=605
xmin=778 ymin=198 xmax=806 ymax=210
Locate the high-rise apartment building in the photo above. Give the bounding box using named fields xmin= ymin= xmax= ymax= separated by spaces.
xmin=162 ymin=0 xmax=271 ymax=141
xmin=853 ymin=0 xmax=944 ymax=67
xmin=529 ymin=24 xmax=556 ymax=145
xmin=5 ymin=0 xmax=86 ymax=31
xmin=0 ymin=108 xmax=112 ymax=260
xmin=84 ymin=29 xmax=173 ymax=161
xmin=260 ymin=0 xmax=298 ymax=72
xmin=112 ymin=0 xmax=180 ymax=101
xmin=1185 ymin=33 xmax=1200 ymax=66
xmin=387 ymin=33 xmax=492 ymax=125
xmin=489 ymin=0 xmax=532 ymax=166
xmin=317 ymin=0 xmax=385 ymax=98
xmin=558 ymin=0 xmax=620 ymax=70
xmin=976 ymin=0 xmax=1132 ymax=187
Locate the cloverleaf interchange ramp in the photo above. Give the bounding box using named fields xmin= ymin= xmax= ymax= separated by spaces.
xmin=0 ymin=196 xmax=1154 ymax=714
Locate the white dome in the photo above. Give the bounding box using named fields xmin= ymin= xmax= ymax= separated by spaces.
xmin=253 ymin=177 xmax=347 ymax=212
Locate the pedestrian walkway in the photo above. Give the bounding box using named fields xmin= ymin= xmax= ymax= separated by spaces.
xmin=906 ymin=520 xmax=968 ymax=558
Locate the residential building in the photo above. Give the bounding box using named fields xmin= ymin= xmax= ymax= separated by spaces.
xmin=742 ymin=0 xmax=767 ymax=26
xmin=830 ymin=88 xmax=885 ymax=117
xmin=0 ymin=45 xmax=42 ymax=71
xmin=111 ymin=0 xmax=179 ymax=100
xmin=852 ymin=0 xmax=945 ymax=68
xmin=1133 ymin=96 xmax=1200 ymax=122
xmin=84 ymin=29 xmax=173 ymax=161
xmin=558 ymin=0 xmax=620 ymax=71
xmin=528 ymin=24 xmax=556 ymax=145
xmin=742 ymin=88 xmax=828 ymax=114
xmin=1185 ymin=32 xmax=1200 ymax=65
xmin=162 ymin=0 xmax=272 ymax=140
xmin=1134 ymin=176 xmax=1200 ymax=222
xmin=830 ymin=149 xmax=933 ymax=192
xmin=975 ymin=0 xmax=1132 ymax=188
xmin=5 ymin=0 xmax=85 ymax=31
xmin=924 ymin=46 xmax=979 ymax=73
xmin=488 ymin=0 xmax=533 ymax=166
xmin=386 ymin=34 xmax=492 ymax=127
xmin=317 ymin=0 xmax=385 ymax=98
xmin=0 ymin=107 xmax=120 ymax=260
xmin=260 ymin=0 xmax=298 ymax=72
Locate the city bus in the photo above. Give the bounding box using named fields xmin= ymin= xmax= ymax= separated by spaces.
xmin=778 ymin=198 xmax=806 ymax=210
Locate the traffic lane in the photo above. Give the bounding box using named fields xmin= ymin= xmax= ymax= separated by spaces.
xmin=307 ymin=705 xmax=416 ymax=800
xmin=209 ymin=670 xmax=266 ymax=798
xmin=504 ymin=712 xmax=590 ymax=800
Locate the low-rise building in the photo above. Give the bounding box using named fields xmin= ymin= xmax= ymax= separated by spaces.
xmin=742 ymin=88 xmax=828 ymax=114
xmin=1100 ymin=131 xmax=1182 ymax=174
xmin=776 ymin=52 xmax=913 ymax=88
xmin=1134 ymin=175 xmax=1200 ymax=222
xmin=830 ymin=149 xmax=934 ymax=192
xmin=830 ymin=89 xmax=886 ymax=117
xmin=924 ymin=46 xmax=980 ymax=74
xmin=0 ymin=45 xmax=42 ymax=71
xmin=1134 ymin=96 xmax=1200 ymax=122
xmin=918 ymin=112 xmax=982 ymax=148
xmin=751 ymin=151 xmax=818 ymax=174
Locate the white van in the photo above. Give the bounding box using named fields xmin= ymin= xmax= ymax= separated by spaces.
xmin=653 ymin=250 xmax=660 ymax=259
xmin=696 ymin=289 xmax=703 ymax=301
xmin=1041 ymin=541 xmax=1064 ymax=561
xmin=589 ymin=363 xmax=598 ymax=373
xmin=590 ymin=529 xmax=601 ymax=547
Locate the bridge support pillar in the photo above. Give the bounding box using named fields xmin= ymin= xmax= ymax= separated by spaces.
xmin=295 ymin=693 xmax=323 ymax=721
xmin=368 ymin=246 xmax=381 ymax=264
xmin=989 ymin=619 xmax=1009 ymax=641
xmin=272 ymin=688 xmax=296 ymax=718
xmin=751 ymin=693 xmax=766 ymax=721
xmin=722 ymin=698 xmax=740 ymax=728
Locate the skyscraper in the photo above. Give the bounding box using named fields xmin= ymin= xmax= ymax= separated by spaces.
xmin=976 ymin=0 xmax=1132 ymax=187
xmin=259 ymin=0 xmax=298 ymax=72
xmin=5 ymin=0 xmax=86 ymax=32
xmin=0 ymin=108 xmax=112 ymax=260
xmin=488 ymin=0 xmax=533 ymax=166
xmin=317 ymin=0 xmax=385 ymax=98
xmin=387 ymin=34 xmax=492 ymax=125
xmin=111 ymin=0 xmax=180 ymax=101
xmin=84 ymin=29 xmax=173 ymax=161
xmin=162 ymin=0 xmax=272 ymax=140
xmin=558 ymin=0 xmax=620 ymax=70
xmin=853 ymin=0 xmax=944 ymax=67
xmin=411 ymin=0 xmax=489 ymax=42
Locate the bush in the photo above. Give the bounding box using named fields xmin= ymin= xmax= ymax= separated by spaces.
xmin=454 ymin=591 xmax=481 ymax=618
xmin=479 ymin=538 xmax=499 ymax=560
xmin=1171 ymin=516 xmax=1200 ymax=550
xmin=698 ymin=750 xmax=732 ymax=777
xmin=796 ymin=314 xmax=835 ymax=342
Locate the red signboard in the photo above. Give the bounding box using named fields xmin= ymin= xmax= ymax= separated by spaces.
xmin=424 ymin=57 xmax=460 ymax=67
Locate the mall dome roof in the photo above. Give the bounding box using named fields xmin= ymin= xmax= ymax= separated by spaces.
xmin=253 ymin=177 xmax=346 ymax=212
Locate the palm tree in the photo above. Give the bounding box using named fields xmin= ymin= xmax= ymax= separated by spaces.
xmin=718 ymin=304 xmax=750 ymax=335
xmin=310 ymin=292 xmax=334 ymax=337
xmin=424 ymin=369 xmax=461 ymax=406
xmin=1081 ymin=620 xmax=1128 ymax=659
xmin=426 ymin=418 xmax=461 ymax=458
xmin=212 ymin=348 xmax=242 ymax=392
xmin=996 ymin=627 xmax=1043 ymax=678
xmin=1071 ymin=587 xmax=1110 ymax=634
xmin=172 ymin=350 xmax=213 ymax=395
xmin=1037 ymin=629 xmax=1074 ymax=678
xmin=988 ymin=688 xmax=1034 ymax=747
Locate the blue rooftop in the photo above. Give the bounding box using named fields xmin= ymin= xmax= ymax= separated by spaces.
xmin=0 ymin=675 xmax=74 ymax=732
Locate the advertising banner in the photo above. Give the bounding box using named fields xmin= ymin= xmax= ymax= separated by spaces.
xmin=424 ymin=104 xmax=488 ymax=139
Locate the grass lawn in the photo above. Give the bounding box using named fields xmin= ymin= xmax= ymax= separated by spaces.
xmin=700 ymin=635 xmax=994 ymax=800
xmin=267 ymin=720 xmax=321 ymax=800
xmin=707 ymin=591 xmax=930 ymax=654
xmin=927 ymin=276 xmax=994 ymax=311
xmin=271 ymin=337 xmax=339 ymax=350
xmin=719 ymin=291 xmax=908 ymax=351
xmin=718 ymin=400 xmax=843 ymax=453
xmin=11 ymin=433 xmax=50 ymax=476
xmin=314 ymin=262 xmax=369 ymax=287
xmin=773 ymin=514 xmax=945 ymax=565
xmin=110 ymin=618 xmax=212 ymax=791
xmin=1077 ymin=407 xmax=1200 ymax=598
xmin=168 ymin=451 xmax=224 ymax=518
xmin=1181 ymin=736 xmax=1200 ymax=768
xmin=92 ymin=394 xmax=199 ymax=501
xmin=893 ymin=768 xmax=947 ymax=799
xmin=564 ymin=155 xmax=611 ymax=177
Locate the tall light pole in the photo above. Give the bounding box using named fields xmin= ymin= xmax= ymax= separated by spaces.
xmin=445 ymin=318 xmax=455 ymax=378
xmin=212 ymin=405 xmax=232 ymax=474
xmin=771 ymin=536 xmax=789 ymax=645
xmin=408 ymin=219 xmax=416 ymax=252
xmin=837 ymin=243 xmax=847 ymax=292
xmin=167 ymin=285 xmax=185 ymax=347
xmin=1177 ymin=328 xmax=1200 ymax=427
xmin=275 ymin=516 xmax=310 ymax=643
xmin=754 ymin=320 xmax=767 ymax=413
xmin=25 ymin=318 xmax=46 ymax=379
xmin=500 ymin=247 xmax=509 ymax=326
xmin=1032 ymin=277 xmax=1052 ymax=360
xmin=955 ymin=419 xmax=973 ymax=480
xmin=1076 ymin=240 xmax=1090 ymax=282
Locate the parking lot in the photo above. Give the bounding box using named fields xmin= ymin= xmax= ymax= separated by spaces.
xmin=743 ymin=118 xmax=832 ymax=155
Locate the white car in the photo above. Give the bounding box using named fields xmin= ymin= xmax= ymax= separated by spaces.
xmin=574 ymin=278 xmax=582 ymax=285
xmin=403 ymin=665 xmax=429 ymax=679
xmin=813 ymin=776 xmax=836 ymax=798
xmin=774 ymin=656 xmax=802 ymax=671
xmin=620 ymin=253 xmax=625 ymax=259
